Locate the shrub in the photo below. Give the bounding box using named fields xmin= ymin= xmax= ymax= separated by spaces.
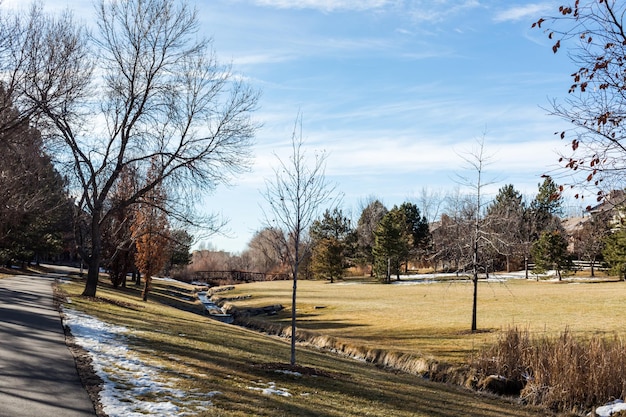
xmin=475 ymin=327 xmax=626 ymax=414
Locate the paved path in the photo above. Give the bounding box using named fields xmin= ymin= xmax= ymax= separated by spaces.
xmin=0 ymin=274 xmax=96 ymax=417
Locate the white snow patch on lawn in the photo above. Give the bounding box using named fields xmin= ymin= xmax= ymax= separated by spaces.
xmin=248 ymin=381 xmax=292 ymax=397
xmin=596 ymin=399 xmax=626 ymax=417
xmin=275 ymin=369 xmax=302 ymax=377
xmin=62 ymin=308 xmax=220 ymax=417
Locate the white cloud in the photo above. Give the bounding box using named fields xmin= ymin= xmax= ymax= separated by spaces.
xmin=493 ymin=3 xmax=552 ymax=23
xmin=252 ymin=0 xmax=393 ymax=12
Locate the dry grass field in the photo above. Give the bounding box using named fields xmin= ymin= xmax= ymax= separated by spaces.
xmin=56 ymin=276 xmax=550 ymax=417
xmin=220 ymin=276 xmax=626 ymax=363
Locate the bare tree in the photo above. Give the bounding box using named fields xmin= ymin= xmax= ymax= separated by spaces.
xmin=244 ymin=227 xmax=287 ymax=274
xmin=455 ymin=138 xmax=497 ymax=332
xmin=261 ymin=115 xmax=337 ymax=366
xmin=534 ymin=2 xmax=626 ymax=202
xmin=4 ymin=0 xmax=259 ymax=296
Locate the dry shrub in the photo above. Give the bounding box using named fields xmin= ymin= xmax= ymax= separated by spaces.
xmin=476 ymin=327 xmax=626 ymax=414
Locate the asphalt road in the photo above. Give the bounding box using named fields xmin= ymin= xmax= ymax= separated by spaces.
xmin=0 ymin=274 xmax=96 ymax=417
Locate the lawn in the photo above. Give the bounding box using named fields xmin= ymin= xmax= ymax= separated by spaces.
xmin=58 ymin=276 xmax=552 ymax=417
xmin=219 ymin=275 xmax=626 ymax=363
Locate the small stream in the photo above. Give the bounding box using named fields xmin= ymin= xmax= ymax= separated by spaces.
xmin=197 ymin=291 xmax=233 ymax=324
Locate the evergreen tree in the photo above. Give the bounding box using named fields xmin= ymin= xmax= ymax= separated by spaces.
xmin=356 ymin=199 xmax=387 ymax=275
xmin=603 ymin=229 xmax=626 ymax=280
xmin=398 ymin=202 xmax=430 ymax=271
xmin=531 ymin=231 xmax=570 ymax=281
xmin=0 ymin=89 xmax=72 ymax=266
xmin=373 ymin=207 xmax=409 ymax=283
xmin=485 ymin=184 xmax=526 ymax=272
xmin=530 ymin=178 xmax=563 ymax=238
xmin=309 ymin=208 xmax=352 ymax=283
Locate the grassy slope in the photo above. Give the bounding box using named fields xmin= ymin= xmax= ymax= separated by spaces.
xmin=60 ymin=277 xmax=550 ymax=417
xmin=221 ymin=277 xmax=626 ymax=363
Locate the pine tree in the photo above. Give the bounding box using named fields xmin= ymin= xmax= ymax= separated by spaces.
xmin=373 ymin=208 xmax=409 ymax=283
xmin=309 ymin=208 xmax=352 ymax=283
xmin=603 ymin=229 xmax=626 ymax=280
xmin=531 ymin=231 xmax=570 ymax=281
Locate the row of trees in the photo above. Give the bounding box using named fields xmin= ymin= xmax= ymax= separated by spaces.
xmin=0 ymin=0 xmax=258 ymax=299
xmin=189 ymin=178 xmax=571 ymax=285
xmin=0 ymin=91 xmax=194 ymax=298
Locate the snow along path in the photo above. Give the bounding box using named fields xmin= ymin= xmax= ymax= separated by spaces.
xmin=62 ymin=308 xmax=220 ymax=417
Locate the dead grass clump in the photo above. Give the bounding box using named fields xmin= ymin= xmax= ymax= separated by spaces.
xmin=476 ymin=327 xmax=626 ymax=414
xmin=232 ymin=314 xmax=447 ymax=379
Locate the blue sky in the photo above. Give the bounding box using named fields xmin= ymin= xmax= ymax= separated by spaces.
xmin=12 ymin=0 xmax=580 ymax=253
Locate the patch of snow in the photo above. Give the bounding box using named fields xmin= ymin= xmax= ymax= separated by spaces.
xmin=153 ymin=276 xmax=180 ymax=283
xmin=275 ymin=370 xmax=302 ymax=377
xmin=62 ymin=308 xmax=220 ymax=416
xmin=248 ymin=381 xmax=292 ymax=397
xmin=596 ymin=399 xmax=626 ymax=417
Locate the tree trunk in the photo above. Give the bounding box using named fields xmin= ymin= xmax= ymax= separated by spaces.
xmin=142 ymin=273 xmax=152 ymax=301
xmin=83 ymin=260 xmax=100 ymax=297
xmin=290 ymin=260 xmax=298 ymax=366
xmin=82 ymin=211 xmax=102 ymax=297
xmin=524 ymin=256 xmax=529 ymax=279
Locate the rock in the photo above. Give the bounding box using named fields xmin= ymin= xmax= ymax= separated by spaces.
xmin=478 ymin=375 xmax=524 ymax=396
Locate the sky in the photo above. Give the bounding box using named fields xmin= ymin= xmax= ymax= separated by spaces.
xmin=6 ymin=0 xmax=582 ymax=253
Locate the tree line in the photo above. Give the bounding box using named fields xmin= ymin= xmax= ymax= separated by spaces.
xmin=188 ymin=177 xmax=626 ymax=285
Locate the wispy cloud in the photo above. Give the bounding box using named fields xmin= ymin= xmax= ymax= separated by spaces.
xmin=252 ymin=0 xmax=393 ymax=12
xmin=493 ymin=3 xmax=552 ymax=23
xmin=406 ymin=0 xmax=482 ymax=23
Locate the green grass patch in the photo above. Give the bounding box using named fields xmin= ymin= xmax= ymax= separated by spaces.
xmin=59 ymin=277 xmax=548 ymax=417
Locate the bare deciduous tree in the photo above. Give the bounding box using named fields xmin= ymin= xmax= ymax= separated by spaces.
xmin=3 ymin=0 xmax=259 ymax=296
xmin=456 ymin=138 xmax=497 ymax=332
xmin=261 ymin=115 xmax=337 ymax=366
xmin=534 ymin=1 xmax=626 ymax=201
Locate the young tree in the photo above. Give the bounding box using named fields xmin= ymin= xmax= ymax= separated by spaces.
xmin=534 ymin=2 xmax=626 ymax=199
xmin=132 ymin=161 xmax=170 ymax=301
xmin=532 ymin=231 xmax=570 ymax=281
xmin=309 ymin=208 xmax=352 ymax=283
xmin=4 ymin=1 xmax=259 ymax=297
xmin=262 ymin=116 xmax=337 ymax=366
xmin=456 ymin=138 xmax=496 ymax=332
